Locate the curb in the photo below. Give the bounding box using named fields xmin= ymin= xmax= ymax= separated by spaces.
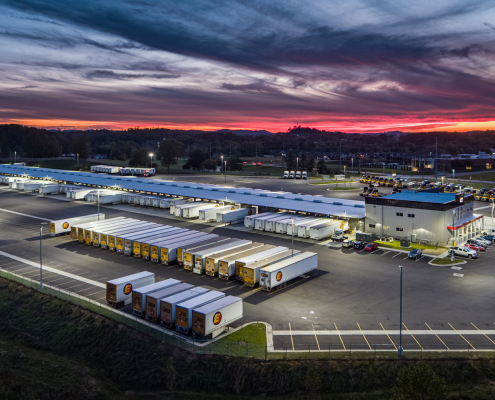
xmin=428 ymin=259 xmax=467 ymax=266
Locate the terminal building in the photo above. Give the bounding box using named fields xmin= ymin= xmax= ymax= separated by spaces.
xmin=365 ymin=190 xmax=483 ymax=246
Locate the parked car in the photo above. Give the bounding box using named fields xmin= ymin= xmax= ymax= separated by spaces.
xmin=364 ymin=243 xmax=378 ymax=252
xmin=448 ymin=247 xmax=478 ymax=259
xmin=465 ymin=243 xmax=485 ymax=252
xmin=482 ymin=234 xmax=495 ymax=241
xmin=475 ymin=237 xmax=491 ymax=245
xmin=408 ymin=249 xmax=423 ymax=259
xmin=354 ymin=241 xmax=366 ymax=250
xmin=467 ymin=239 xmax=487 ymax=249
xmin=342 ymin=239 xmax=355 ymax=248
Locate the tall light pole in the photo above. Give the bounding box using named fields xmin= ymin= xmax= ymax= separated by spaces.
xmin=224 ymin=160 xmax=227 ymax=183
xmin=339 ymin=139 xmax=342 ymax=173
xmin=40 ymin=222 xmax=48 ymax=289
xmin=296 ymin=157 xmax=299 ymax=171
xmin=221 ymin=155 xmax=224 ymax=175
xmin=344 ymin=165 xmax=346 ymax=188
xmin=149 ymin=153 xmax=154 ymax=169
xmin=398 ymin=265 xmax=403 ymax=357
xmin=14 ymin=151 xmax=16 ymax=163
xmin=97 ymin=190 xmax=100 ymax=220
xmin=451 ymin=210 xmax=455 ymax=261
xmin=351 ymin=157 xmax=354 ymax=177
xmin=452 ymin=169 xmax=455 ymax=186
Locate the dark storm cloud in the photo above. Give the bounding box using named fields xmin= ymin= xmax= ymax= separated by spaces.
xmin=85 ymin=70 xmax=180 ymax=80
xmin=2 ymin=0 xmax=464 ymax=71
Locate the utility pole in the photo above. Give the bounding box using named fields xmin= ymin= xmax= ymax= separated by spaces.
xmin=398 ymin=265 xmax=403 ymax=357
xmin=435 ymin=136 xmax=438 ymax=180
xmin=339 ymin=140 xmax=342 ymax=173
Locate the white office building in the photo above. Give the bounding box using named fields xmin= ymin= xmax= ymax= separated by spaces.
xmin=365 ymin=190 xmax=483 ymax=246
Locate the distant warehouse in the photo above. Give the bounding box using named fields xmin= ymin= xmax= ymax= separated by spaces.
xmin=365 ymin=189 xmax=483 ymax=246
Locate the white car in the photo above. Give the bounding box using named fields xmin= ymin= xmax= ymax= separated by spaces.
xmin=448 ymin=247 xmax=478 ymax=259
xmin=475 ymin=237 xmax=491 ymax=245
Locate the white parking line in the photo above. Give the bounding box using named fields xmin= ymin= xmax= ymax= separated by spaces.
xmin=392 ymin=252 xmax=402 ymax=258
xmin=403 ymin=256 xmax=409 ymax=260
xmin=451 ymin=266 xmax=463 ymax=270
xmin=415 ymin=256 xmax=424 ymax=262
xmin=0 ymin=208 xmax=50 ymax=221
xmin=453 ymin=273 xmax=464 ymax=277
xmin=0 ymin=250 xmax=105 ymax=288
xmin=371 ymin=249 xmax=380 ymax=254
xmin=381 ymin=251 xmax=391 ymax=256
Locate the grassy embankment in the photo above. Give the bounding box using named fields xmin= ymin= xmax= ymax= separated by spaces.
xmin=3 ymin=277 xmax=495 ymax=399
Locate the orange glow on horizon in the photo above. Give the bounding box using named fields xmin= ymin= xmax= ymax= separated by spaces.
xmin=3 ymin=118 xmax=495 ymax=133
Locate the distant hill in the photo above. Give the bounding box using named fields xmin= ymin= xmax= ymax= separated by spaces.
xmin=215 ymin=129 xmax=274 ymax=136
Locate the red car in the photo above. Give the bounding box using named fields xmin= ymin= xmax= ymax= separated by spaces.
xmin=364 ymin=243 xmax=378 ymax=252
xmin=464 ymin=243 xmax=485 ymax=252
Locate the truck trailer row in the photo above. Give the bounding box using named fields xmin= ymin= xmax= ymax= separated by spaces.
xmin=106 ymin=272 xmax=243 ymax=339
xmin=244 ymin=212 xmax=349 ymax=241
xmin=65 ymin=216 xmax=318 ymax=288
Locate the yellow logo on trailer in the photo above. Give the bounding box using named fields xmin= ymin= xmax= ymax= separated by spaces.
xmin=62 ymin=222 xmax=69 ymax=229
xmin=213 ymin=312 xmax=222 ymax=325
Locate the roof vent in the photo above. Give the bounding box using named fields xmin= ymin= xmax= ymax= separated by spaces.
xmin=184 ymin=185 xmax=190 ymax=188
xmin=354 ymin=204 xmax=365 ymax=208
xmin=260 ymin=194 xmax=268 ymax=197
xmin=333 ymin=202 xmax=343 ymax=205
xmin=313 ymin=199 xmax=322 ymax=203
xmin=171 ymin=184 xmax=177 ymax=187
xmin=295 ymin=197 xmax=303 ymax=201
xmin=212 ymin=188 xmax=219 ymax=191
xmin=277 ymin=195 xmax=285 ymax=199
xmin=244 ymin=192 xmax=251 ymax=195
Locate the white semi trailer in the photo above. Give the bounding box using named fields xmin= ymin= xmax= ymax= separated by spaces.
xmin=192 ymin=296 xmax=243 ymax=340
xmin=49 ymin=213 xmax=105 ymax=236
xmin=106 ymin=271 xmax=155 ymax=308
xmin=260 ymin=252 xmax=318 ymax=291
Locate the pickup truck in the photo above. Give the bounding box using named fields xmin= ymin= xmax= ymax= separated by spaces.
xmin=448 ymin=247 xmax=478 ymax=259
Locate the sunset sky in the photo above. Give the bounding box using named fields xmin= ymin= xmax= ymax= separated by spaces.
xmin=2 ymin=0 xmax=495 ymax=132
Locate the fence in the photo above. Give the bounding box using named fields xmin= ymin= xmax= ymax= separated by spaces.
xmin=2 ymin=268 xmax=495 ymax=360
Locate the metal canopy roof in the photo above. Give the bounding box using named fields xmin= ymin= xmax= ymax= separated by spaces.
xmin=0 ymin=165 xmax=365 ymax=219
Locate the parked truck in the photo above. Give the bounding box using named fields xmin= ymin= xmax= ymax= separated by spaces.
xmin=127 ymin=226 xmax=180 ymax=256
xmin=132 ymin=227 xmax=183 ymax=257
xmin=234 ymin=246 xmax=289 ymax=281
xmin=218 ymin=244 xmax=276 ymax=280
xmin=302 ymin=171 xmax=308 ymax=179
xmin=264 ymin=214 xmax=294 ymax=232
xmin=50 ymin=214 xmax=104 ymax=236
xmin=260 ymin=252 xmax=318 ymax=291
xmin=204 ymin=242 xmax=264 ymax=277
xmin=275 ymin=217 xmax=307 ymax=234
xmin=192 ymin=296 xmax=243 ymax=340
xmin=182 ymin=238 xmax=232 ymax=270
xmin=93 ymin=221 xmax=151 ymax=247
xmin=131 ymin=278 xmax=181 ymax=317
xmin=297 ymin=219 xmax=327 ymax=238
xmin=309 ymin=220 xmax=349 ymax=240
xmin=82 ymin=218 xmax=132 ymax=244
xmin=106 ymin=271 xmax=154 ymax=308
xmin=286 ymin=218 xmax=321 ymax=236
xmin=106 ymin=222 xmax=156 ymax=250
xmin=254 ymin=213 xmax=285 ymax=231
xmin=139 ymin=229 xmax=189 ymax=259
xmin=175 ymin=291 xmax=226 ymax=335
xmin=160 ymin=287 xmax=210 ymax=329
xmin=283 ymin=170 xmax=289 ymax=179
xmin=244 ymin=212 xmax=275 ymax=228
xmin=182 ymin=203 xmax=219 ymax=219
xmin=147 ymin=232 xmax=207 ymax=262
xmin=71 ymin=217 xmax=127 ymax=241
xmin=242 ymin=249 xmax=298 ymax=287
xmin=178 ymin=237 xmax=228 ymax=267
xmin=199 ymin=206 xmax=234 ymax=222
xmin=296 ymin=171 xmax=302 ymax=179
xmin=144 ymin=283 xmax=194 ymax=322
xmin=216 ymin=208 xmax=255 ymax=224
xmin=193 ymin=239 xmax=252 ymax=274
xmin=157 ymin=233 xmax=217 ymax=264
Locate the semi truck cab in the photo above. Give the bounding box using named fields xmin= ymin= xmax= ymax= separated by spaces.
xmin=295 ymin=171 xmax=302 ymax=179
xmin=283 ymin=171 xmax=289 ymax=179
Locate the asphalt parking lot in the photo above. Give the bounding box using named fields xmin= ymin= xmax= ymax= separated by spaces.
xmin=1 ymin=187 xmax=495 ymax=351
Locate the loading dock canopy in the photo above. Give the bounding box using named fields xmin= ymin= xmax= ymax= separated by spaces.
xmin=0 ymin=165 xmax=365 ymax=218
xmin=447 ymin=214 xmax=483 ymax=231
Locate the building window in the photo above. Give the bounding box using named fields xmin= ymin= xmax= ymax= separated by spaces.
xmin=487 ymin=163 xmax=492 ymax=169
xmin=369 ymin=224 xmax=376 ymax=228
xmin=396 ymin=212 xmax=403 ymax=217
xmin=396 ymin=227 xmax=403 ymax=232
xmin=383 ymin=226 xmax=390 ymax=230
xmin=408 ymin=214 xmax=415 ymax=218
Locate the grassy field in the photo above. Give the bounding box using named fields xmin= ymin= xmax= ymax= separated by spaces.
xmin=219 ymin=323 xmax=267 ymax=345
xmin=4 ymin=277 xmax=495 ymax=399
